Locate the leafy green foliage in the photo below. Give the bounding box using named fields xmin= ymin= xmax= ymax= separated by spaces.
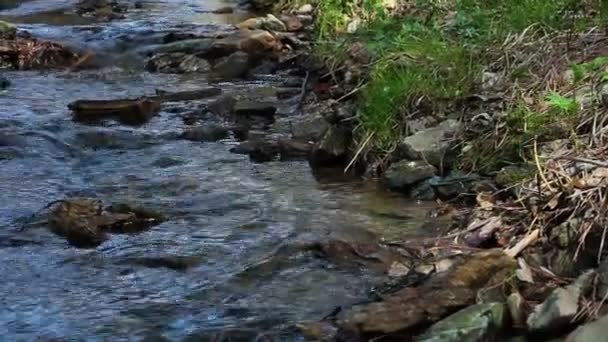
xmin=546 ymin=92 xmax=578 ymax=115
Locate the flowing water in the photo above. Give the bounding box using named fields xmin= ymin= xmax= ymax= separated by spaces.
xmin=0 ymin=1 xmax=438 ymax=340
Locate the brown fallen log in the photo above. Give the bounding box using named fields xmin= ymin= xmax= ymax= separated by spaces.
xmin=68 ymin=87 xmax=222 ymax=125
xmin=69 ymin=97 xmax=161 ymax=125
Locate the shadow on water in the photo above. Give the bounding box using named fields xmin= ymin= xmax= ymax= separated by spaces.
xmin=0 ymin=1 xmax=440 ymax=340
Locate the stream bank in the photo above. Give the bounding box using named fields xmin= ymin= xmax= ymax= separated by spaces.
xmin=261 ymin=0 xmax=608 ymax=341
xmin=0 ymin=1 xmax=448 ymax=341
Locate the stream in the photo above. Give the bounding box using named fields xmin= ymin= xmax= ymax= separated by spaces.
xmin=0 ymin=1 xmax=437 ymax=340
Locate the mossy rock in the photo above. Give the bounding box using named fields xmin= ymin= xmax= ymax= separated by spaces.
xmin=0 ymin=20 xmax=17 ymax=40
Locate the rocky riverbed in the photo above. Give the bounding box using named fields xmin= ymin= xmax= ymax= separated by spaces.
xmin=0 ymin=1 xmax=448 ymax=341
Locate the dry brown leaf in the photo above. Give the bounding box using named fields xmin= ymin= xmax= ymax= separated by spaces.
xmin=476 ymin=192 xmax=495 ymax=210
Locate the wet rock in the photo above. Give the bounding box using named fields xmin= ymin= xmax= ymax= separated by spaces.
xmin=336 ymin=250 xmax=516 ymax=338
xmin=48 ymin=198 xmax=164 ymax=248
xmin=277 ymin=138 xmax=313 ymax=160
xmin=145 ymin=52 xmax=210 ymax=73
xmin=312 ymin=240 xmax=410 ymax=272
xmin=276 ymin=87 xmax=301 ymax=99
xmin=212 ymin=6 xmax=234 ymax=14
xmin=566 ymin=313 xmax=608 ymax=342
xmin=207 ymin=95 xmax=237 ymax=116
xmin=233 ymin=100 xmax=277 ymax=118
xmin=48 ymin=198 xmax=109 ymax=248
xmin=237 ymin=29 xmax=281 ymax=56
xmin=430 ymin=172 xmax=482 ymax=199
xmin=0 ymin=76 xmax=9 ymax=89
xmin=74 ymin=130 xmax=157 ymax=150
xmin=237 ymin=14 xmax=287 ymax=32
xmin=291 ymin=113 xmax=330 ymax=142
xmin=122 ymin=255 xmax=200 ymax=271
xmin=151 ymin=156 xmax=185 ymax=168
xmin=250 ymin=58 xmax=278 ymax=75
xmin=309 ymin=126 xmax=351 ymax=167
xmin=179 ymin=124 xmax=229 ymax=142
xmin=150 ymin=30 xmax=279 ymax=61
xmin=75 ymin=0 xmax=127 ymax=19
xmin=0 ymin=21 xmax=16 ymax=40
xmin=415 ymin=303 xmax=508 ymax=342
xmin=211 ymin=51 xmax=252 ymax=80
xmin=297 ymin=322 xmax=338 ymax=341
xmin=527 ymin=270 xmax=596 ymax=334
xmin=155 ymin=88 xmax=222 ymax=102
xmin=69 ymin=97 xmax=161 ymax=125
xmin=397 ymin=119 xmax=463 ymax=168
xmin=0 ymin=38 xmax=80 ymax=70
xmin=230 ymin=138 xmax=279 ymax=162
xmin=384 ymin=160 xmax=437 ymax=190
xmin=410 ymin=178 xmax=439 ymax=201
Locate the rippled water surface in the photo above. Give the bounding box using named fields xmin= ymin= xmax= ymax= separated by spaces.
xmin=0 ymin=1 xmax=436 ymax=340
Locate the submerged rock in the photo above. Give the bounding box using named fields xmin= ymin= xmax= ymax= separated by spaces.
xmin=415 ymin=303 xmax=508 ymax=342
xmin=233 ymin=100 xmax=277 ymax=118
xmin=336 ymin=250 xmax=516 ymax=338
xmin=384 ymin=160 xmax=437 ymax=190
xmin=398 ymin=119 xmax=463 ymax=168
xmin=179 ymin=124 xmax=229 ymax=142
xmin=48 ymin=198 xmax=109 ymax=248
xmin=212 ymin=6 xmax=234 ymax=14
xmin=121 ymin=255 xmax=200 ymax=271
xmin=48 ymin=198 xmax=163 ymax=248
xmin=0 ymin=76 xmax=9 ymax=89
xmin=527 ymin=270 xmax=596 ymax=334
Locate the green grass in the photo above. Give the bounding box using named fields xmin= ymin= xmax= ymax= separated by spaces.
xmin=307 ymin=0 xmax=603 ymax=166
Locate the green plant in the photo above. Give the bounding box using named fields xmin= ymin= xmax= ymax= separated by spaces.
xmin=546 ymin=92 xmax=578 ymax=115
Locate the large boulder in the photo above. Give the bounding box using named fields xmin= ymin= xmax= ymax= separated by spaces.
xmin=397 ymin=119 xmax=463 ymax=168
xmin=384 ymin=160 xmax=437 ymax=190
xmin=309 ymin=126 xmax=350 ymax=167
xmin=336 ymin=250 xmax=516 ymax=338
xmin=291 ymin=113 xmax=330 ymax=142
xmin=527 ymin=270 xmax=596 ymax=334
xmin=415 ymin=303 xmax=508 ymax=342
